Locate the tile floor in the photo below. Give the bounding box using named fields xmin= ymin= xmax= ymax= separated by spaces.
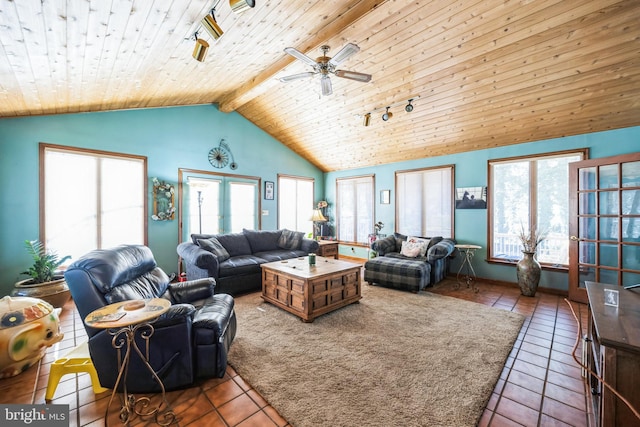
xmin=0 ymin=277 xmax=593 ymax=427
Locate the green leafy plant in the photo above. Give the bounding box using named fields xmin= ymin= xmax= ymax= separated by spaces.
xmin=21 ymin=240 xmax=71 ymax=283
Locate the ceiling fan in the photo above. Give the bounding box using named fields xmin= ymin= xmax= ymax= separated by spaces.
xmin=279 ymin=43 xmax=372 ymax=96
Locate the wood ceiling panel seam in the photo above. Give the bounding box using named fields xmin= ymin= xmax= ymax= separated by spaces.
xmin=317 ymin=0 xmax=631 ymax=114
xmin=260 ymin=23 xmax=640 ymax=139
xmin=3 ymin=0 xmax=46 ymax=115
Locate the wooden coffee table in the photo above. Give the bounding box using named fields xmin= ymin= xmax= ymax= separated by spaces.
xmin=261 ymin=256 xmax=361 ymax=322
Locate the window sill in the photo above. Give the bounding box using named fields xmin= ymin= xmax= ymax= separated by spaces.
xmin=487 ymin=258 xmax=569 ymax=273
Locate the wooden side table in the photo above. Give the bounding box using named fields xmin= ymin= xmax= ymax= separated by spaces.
xmin=85 ymin=298 xmax=174 ymax=426
xmin=317 ymin=240 xmax=339 ymax=259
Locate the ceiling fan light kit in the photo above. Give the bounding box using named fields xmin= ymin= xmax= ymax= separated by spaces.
xmin=280 ymin=43 xmax=372 ymax=96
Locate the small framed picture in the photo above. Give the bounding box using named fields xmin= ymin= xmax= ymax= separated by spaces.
xmin=603 ymin=289 xmax=619 ymax=307
xmin=380 ymin=190 xmax=390 ymax=204
xmin=265 ymin=181 xmax=274 ymax=200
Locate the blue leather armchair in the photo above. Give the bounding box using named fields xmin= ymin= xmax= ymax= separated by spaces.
xmin=64 ymin=245 xmax=236 ymax=392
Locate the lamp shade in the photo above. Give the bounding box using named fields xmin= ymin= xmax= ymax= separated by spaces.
xmin=310 ymin=209 xmax=327 ymax=222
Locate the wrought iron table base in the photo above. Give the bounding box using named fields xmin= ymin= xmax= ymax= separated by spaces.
xmin=456 ymin=246 xmax=480 ymax=293
xmin=106 ymin=323 xmax=175 ymax=426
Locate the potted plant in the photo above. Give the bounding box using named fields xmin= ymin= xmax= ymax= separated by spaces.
xmin=11 ymin=240 xmax=72 ymax=308
xmin=516 ymin=226 xmax=546 ymax=296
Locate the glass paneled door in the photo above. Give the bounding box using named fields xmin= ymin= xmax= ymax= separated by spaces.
xmin=568 ymin=152 xmax=640 ymax=303
xmin=180 ymin=171 xmax=260 ymax=243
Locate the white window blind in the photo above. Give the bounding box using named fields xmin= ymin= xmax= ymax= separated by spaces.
xmin=278 ymin=176 xmax=314 ymax=234
xmin=43 ymin=145 xmax=146 ymax=262
xmin=396 ymin=166 xmax=453 ymax=238
xmin=336 ymin=175 xmax=374 ymax=244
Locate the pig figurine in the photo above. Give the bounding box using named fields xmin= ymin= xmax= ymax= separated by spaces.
xmin=0 ymin=296 xmax=64 ymax=378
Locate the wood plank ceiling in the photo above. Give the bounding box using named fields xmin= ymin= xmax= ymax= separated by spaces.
xmin=1 ymin=0 xmax=639 ymax=172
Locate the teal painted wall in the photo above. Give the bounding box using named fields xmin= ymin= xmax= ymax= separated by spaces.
xmin=0 ymin=105 xmax=324 ymax=296
xmin=324 ymin=126 xmax=640 ymax=292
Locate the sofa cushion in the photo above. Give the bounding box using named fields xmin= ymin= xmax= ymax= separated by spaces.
xmin=254 ymin=250 xmax=306 ymax=262
xmin=218 ymin=255 xmax=262 ymax=277
xmin=243 ymin=229 xmax=282 ymax=253
xmin=197 ymin=237 xmax=230 ymax=262
xmin=190 ymin=233 xmax=217 ymax=245
xmin=406 ymin=236 xmax=430 ymax=256
xmin=400 ymin=241 xmax=422 ymax=257
xmin=278 ymin=229 xmax=304 ymax=250
xmin=215 ymin=233 xmax=252 ymax=257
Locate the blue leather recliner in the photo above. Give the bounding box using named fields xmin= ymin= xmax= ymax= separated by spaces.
xmin=64 ymin=244 xmax=236 ymax=392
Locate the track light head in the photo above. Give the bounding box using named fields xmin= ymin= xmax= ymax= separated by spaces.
xmin=405 ymin=99 xmax=414 ymax=112
xmin=382 ymin=107 xmax=393 ymax=121
xmin=363 ymin=113 xmax=371 ymax=127
xmin=192 ymin=36 xmax=209 ymax=62
xmin=202 ymin=12 xmax=224 ymax=40
xmin=229 ymin=0 xmax=256 ymax=13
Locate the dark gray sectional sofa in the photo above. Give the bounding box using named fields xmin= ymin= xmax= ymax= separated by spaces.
xmin=177 ymin=229 xmax=319 ymax=296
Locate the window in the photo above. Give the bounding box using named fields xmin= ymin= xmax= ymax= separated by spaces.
xmin=42 ymin=144 xmax=146 ymax=262
xmin=396 ymin=166 xmax=454 ymax=238
xmin=278 ymin=175 xmax=314 ymax=235
xmin=489 ymin=150 xmax=586 ymax=265
xmin=336 ymin=175 xmax=374 ymax=244
xmin=182 ymin=171 xmax=259 ymax=238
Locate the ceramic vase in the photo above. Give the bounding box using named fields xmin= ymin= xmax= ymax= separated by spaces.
xmin=516 ymin=251 xmax=541 ymax=296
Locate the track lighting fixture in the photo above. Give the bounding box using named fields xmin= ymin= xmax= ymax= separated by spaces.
xmin=382 ymin=107 xmax=393 ymax=121
xmin=193 ymin=33 xmax=209 ymax=62
xmin=202 ymin=9 xmax=224 ymax=40
xmin=229 ymin=0 xmax=255 ymax=13
xmin=359 ymin=95 xmax=420 ymax=126
xmin=405 ymin=99 xmax=414 ymax=112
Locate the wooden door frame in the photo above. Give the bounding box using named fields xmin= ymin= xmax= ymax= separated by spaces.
xmin=568 ymin=152 xmax=640 ymax=303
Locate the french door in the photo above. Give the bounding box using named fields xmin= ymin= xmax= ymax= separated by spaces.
xmin=178 ymin=169 xmax=260 ymax=243
xmin=568 ymin=152 xmax=640 ymax=303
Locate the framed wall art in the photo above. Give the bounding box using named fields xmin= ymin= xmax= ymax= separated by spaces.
xmin=265 ymin=181 xmax=274 ymax=200
xmin=380 ymin=190 xmax=391 ymax=204
xmin=455 ymin=186 xmax=487 ymax=209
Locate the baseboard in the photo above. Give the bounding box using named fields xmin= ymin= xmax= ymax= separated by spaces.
xmin=446 ymin=274 xmax=569 ymax=297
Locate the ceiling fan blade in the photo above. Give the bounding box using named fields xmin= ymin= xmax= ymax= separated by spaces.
xmin=279 ymin=72 xmax=316 ymax=83
xmin=283 ymin=47 xmax=318 ymax=68
xmin=320 ymin=75 xmax=332 ymax=96
xmin=328 ymin=43 xmax=360 ymax=67
xmin=334 ymin=69 xmax=372 ymax=82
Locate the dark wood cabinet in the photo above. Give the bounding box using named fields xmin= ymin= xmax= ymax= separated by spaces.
xmin=585 ymin=281 xmax=640 ymax=427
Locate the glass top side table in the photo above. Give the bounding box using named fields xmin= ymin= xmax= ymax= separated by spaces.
xmin=85 ymin=298 xmax=174 ymax=426
xmin=454 ymin=244 xmax=482 ymax=293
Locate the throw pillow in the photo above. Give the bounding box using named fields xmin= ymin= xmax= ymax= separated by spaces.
xmin=197 ymin=237 xmax=231 ymax=262
xmin=407 ymin=236 xmax=430 ymax=256
xmin=400 ymin=240 xmax=422 ymax=258
xmin=278 ymin=229 xmax=304 ymax=250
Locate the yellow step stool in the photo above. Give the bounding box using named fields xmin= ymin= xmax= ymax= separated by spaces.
xmin=45 ymin=342 xmax=109 ymax=401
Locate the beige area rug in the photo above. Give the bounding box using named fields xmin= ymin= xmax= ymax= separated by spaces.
xmin=228 ymin=284 xmax=524 ymax=427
